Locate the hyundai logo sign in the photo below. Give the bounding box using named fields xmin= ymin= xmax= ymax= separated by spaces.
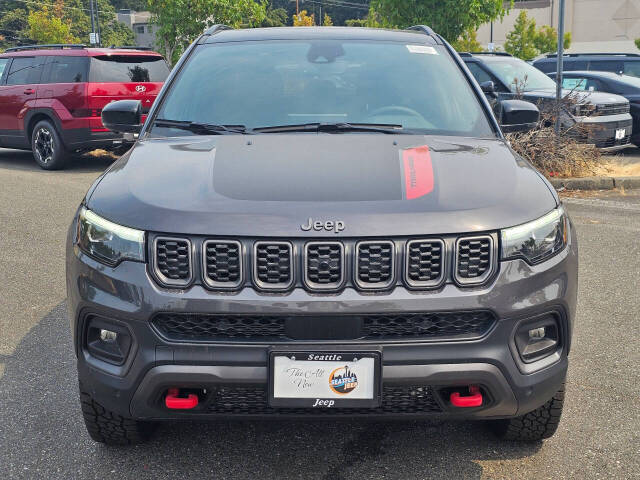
xmin=135 ymin=85 xmax=146 ymax=93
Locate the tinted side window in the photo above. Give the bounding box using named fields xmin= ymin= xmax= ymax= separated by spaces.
xmin=623 ymin=61 xmax=640 ymax=77
xmin=466 ymin=62 xmax=493 ymax=83
xmin=589 ymin=60 xmax=623 ymax=73
xmin=534 ymin=61 xmax=556 ymax=73
xmin=89 ymin=56 xmax=169 ymax=82
xmin=6 ymin=56 xmax=46 ymax=85
xmin=46 ymin=56 xmax=88 ymax=83
xmin=0 ymin=58 xmax=9 ymax=82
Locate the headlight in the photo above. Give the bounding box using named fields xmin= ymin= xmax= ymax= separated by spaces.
xmin=501 ymin=207 xmax=567 ymax=265
xmin=77 ymin=207 xmax=145 ymax=266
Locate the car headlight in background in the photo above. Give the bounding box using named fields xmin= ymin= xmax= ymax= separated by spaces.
xmin=501 ymin=206 xmax=567 ymax=265
xmin=77 ymin=207 xmax=145 ymax=266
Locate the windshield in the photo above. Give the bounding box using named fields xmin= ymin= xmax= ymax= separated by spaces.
xmin=153 ymin=40 xmax=495 ymax=137
xmin=89 ymin=56 xmax=169 ymax=82
xmin=483 ymin=57 xmax=557 ymax=92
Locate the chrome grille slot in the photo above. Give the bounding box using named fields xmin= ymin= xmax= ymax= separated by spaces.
xmin=405 ymin=239 xmax=445 ymax=288
xmin=203 ymin=240 xmax=242 ymax=288
xmin=253 ymin=241 xmax=293 ymax=290
xmin=304 ymin=242 xmax=344 ymax=290
xmin=455 ymin=235 xmax=494 ymax=285
xmin=355 ymin=240 xmax=395 ymax=289
xmin=153 ymin=237 xmax=192 ymax=287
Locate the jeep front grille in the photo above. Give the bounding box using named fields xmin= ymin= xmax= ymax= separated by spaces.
xmin=304 ymin=242 xmax=344 ymax=290
xmin=151 ymin=311 xmax=496 ymax=342
xmin=253 ymin=241 xmax=293 ymax=290
xmin=455 ymin=235 xmax=494 ymax=285
xmin=149 ymin=233 xmax=498 ymax=292
xmin=203 ymin=240 xmax=242 ymax=288
xmin=355 ymin=241 xmax=395 ymax=289
xmin=153 ymin=237 xmax=192 ymax=286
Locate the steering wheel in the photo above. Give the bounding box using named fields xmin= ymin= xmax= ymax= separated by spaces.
xmin=368 ymin=105 xmax=425 ymax=122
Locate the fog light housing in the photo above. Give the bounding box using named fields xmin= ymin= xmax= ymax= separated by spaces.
xmin=514 ymin=315 xmax=560 ymax=363
xmin=86 ymin=317 xmax=132 ymax=365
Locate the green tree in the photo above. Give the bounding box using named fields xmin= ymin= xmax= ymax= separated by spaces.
xmin=368 ymin=0 xmax=512 ymax=42
xmin=260 ymin=7 xmax=288 ymax=27
xmin=451 ymin=28 xmax=481 ymax=52
xmin=148 ymin=0 xmax=266 ymax=65
xmin=535 ymin=25 xmax=571 ymax=54
xmin=504 ymin=10 xmax=538 ymax=60
xmin=0 ymin=8 xmax=29 ymax=46
xmin=60 ymin=0 xmax=135 ymax=47
xmin=636 ymin=38 xmax=640 ymax=50
xmin=28 ymin=5 xmax=80 ymax=44
xmin=345 ymin=18 xmax=367 ymax=27
xmin=323 ymin=13 xmax=333 ymax=26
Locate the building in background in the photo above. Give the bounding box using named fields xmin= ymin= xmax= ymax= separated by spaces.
xmin=117 ymin=10 xmax=157 ymax=49
xmin=477 ymin=0 xmax=640 ymax=53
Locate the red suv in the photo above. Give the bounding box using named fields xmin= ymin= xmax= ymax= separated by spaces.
xmin=0 ymin=44 xmax=169 ymax=169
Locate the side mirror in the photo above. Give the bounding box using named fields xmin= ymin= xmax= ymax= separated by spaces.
xmin=102 ymin=100 xmax=142 ymax=133
xmin=500 ymin=99 xmax=540 ymax=133
xmin=480 ymin=81 xmax=496 ymax=94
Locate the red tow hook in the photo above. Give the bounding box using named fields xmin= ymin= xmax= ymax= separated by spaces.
xmin=165 ymin=388 xmax=199 ymax=410
xmin=450 ymin=385 xmax=483 ymax=408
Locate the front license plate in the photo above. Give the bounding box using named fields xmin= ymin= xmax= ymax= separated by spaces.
xmin=269 ymin=351 xmax=381 ymax=408
xmin=615 ymin=128 xmax=626 ymax=140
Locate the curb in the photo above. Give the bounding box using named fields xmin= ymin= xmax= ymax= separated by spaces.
xmin=549 ymin=176 xmax=640 ymax=190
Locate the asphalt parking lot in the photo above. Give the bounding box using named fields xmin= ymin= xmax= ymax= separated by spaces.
xmin=0 ymin=147 xmax=639 ymax=479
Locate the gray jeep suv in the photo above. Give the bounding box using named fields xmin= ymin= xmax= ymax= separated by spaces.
xmin=66 ymin=26 xmax=577 ymax=445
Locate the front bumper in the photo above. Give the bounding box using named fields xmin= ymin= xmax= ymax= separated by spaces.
xmin=577 ymin=113 xmax=633 ymax=152
xmin=66 ymin=223 xmax=578 ymax=421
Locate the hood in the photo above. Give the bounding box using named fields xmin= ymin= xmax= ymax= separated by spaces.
xmin=87 ymin=134 xmax=557 ymax=237
xmin=524 ymin=88 xmax=629 ymax=106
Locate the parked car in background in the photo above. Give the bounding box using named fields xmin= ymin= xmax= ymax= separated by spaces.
xmin=0 ymin=44 xmax=170 ymax=169
xmin=462 ymin=52 xmax=633 ymax=151
xmin=533 ymin=53 xmax=640 ymax=77
xmin=547 ymin=70 xmax=640 ymax=147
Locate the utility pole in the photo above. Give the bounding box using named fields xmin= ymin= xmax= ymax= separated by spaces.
xmin=554 ymin=0 xmax=566 ymax=133
xmin=89 ymin=0 xmax=96 ymax=44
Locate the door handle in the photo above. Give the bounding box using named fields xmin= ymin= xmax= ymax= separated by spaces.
xmin=24 ymin=89 xmax=35 ymax=95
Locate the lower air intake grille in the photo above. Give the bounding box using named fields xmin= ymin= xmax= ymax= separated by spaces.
xmin=305 ymin=242 xmax=343 ymax=289
xmin=154 ymin=238 xmax=191 ymax=286
xmin=207 ymin=385 xmax=442 ymax=415
xmin=203 ymin=240 xmax=242 ymax=288
xmin=151 ymin=311 xmax=496 ymax=342
xmin=406 ymin=240 xmax=444 ymax=287
xmin=356 ymin=241 xmax=394 ymax=289
xmin=254 ymin=242 xmax=293 ymax=290
xmin=455 ymin=236 xmax=493 ymax=285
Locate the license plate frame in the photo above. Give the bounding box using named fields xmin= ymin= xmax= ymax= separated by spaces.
xmin=268 ymin=350 xmax=382 ymax=409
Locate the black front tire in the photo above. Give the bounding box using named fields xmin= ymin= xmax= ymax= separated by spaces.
xmin=80 ymin=389 xmax=155 ymax=445
xmin=489 ymin=387 xmax=565 ymax=442
xmin=30 ymin=120 xmax=68 ymax=170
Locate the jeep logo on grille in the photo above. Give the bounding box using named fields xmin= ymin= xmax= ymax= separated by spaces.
xmin=135 ymin=85 xmax=146 ymax=92
xmin=301 ymin=217 xmax=345 ymax=233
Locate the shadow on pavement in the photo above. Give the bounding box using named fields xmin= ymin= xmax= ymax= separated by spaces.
xmin=0 ymin=303 xmax=541 ymax=479
xmin=0 ymin=148 xmax=115 ymax=173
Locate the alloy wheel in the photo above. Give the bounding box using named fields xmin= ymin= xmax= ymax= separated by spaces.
xmin=34 ymin=128 xmax=55 ymax=164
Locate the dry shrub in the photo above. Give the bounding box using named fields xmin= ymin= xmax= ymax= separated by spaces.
xmin=505 ymin=79 xmax=605 ymax=178
xmin=507 ymin=126 xmax=604 ymax=178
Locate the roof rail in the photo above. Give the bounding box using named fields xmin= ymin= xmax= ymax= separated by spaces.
xmin=407 ymin=25 xmax=437 ymax=36
xmin=545 ymin=52 xmax=640 ymax=58
xmin=203 ymin=24 xmax=232 ymax=36
xmin=469 ymin=51 xmax=512 ymax=57
xmin=4 ymin=44 xmax=87 ymax=52
xmin=109 ymin=45 xmax=153 ymax=50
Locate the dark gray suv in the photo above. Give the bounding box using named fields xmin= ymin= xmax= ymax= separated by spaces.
xmin=66 ymin=26 xmax=577 ymax=445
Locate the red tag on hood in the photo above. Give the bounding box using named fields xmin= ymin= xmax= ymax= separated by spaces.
xmin=402 ymin=145 xmax=434 ymax=199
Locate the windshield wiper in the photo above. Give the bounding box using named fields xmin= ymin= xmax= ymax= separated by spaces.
xmin=154 ymin=119 xmax=247 ymax=135
xmin=252 ymin=122 xmax=405 ymax=134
